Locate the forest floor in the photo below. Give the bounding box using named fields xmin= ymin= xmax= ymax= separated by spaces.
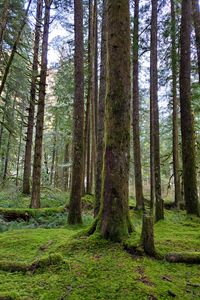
xmin=0 ymin=185 xmax=200 ymax=299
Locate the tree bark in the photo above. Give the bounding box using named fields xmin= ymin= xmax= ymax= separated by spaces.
xmin=170 ymin=0 xmax=182 ymax=209
xmin=23 ymin=0 xmax=43 ymax=195
xmin=192 ymin=0 xmax=200 ymax=83
xmin=141 ymin=214 xmax=155 ymax=256
xmin=132 ymin=0 xmax=144 ymax=210
xmin=31 ymin=0 xmax=52 ymax=208
xmin=94 ymin=0 xmax=106 ymax=217
xmin=150 ymin=0 xmax=164 ymax=221
xmin=68 ymin=0 xmax=84 ymax=224
xmin=92 ymin=0 xmax=132 ymax=241
xmin=179 ymin=0 xmax=199 ymax=215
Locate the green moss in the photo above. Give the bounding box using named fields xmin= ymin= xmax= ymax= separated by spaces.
xmin=0 ymin=209 xmax=200 ymax=298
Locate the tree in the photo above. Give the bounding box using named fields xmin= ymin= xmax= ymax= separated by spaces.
xmin=31 ymin=0 xmax=52 ymax=208
xmin=179 ymin=0 xmax=199 ymax=215
xmin=68 ymin=0 xmax=84 ymax=224
xmin=90 ymin=0 xmax=132 ymax=241
xmin=132 ymin=0 xmax=144 ymax=210
xmin=23 ymin=0 xmax=43 ymax=195
xmin=0 ymin=0 xmax=32 ymax=97
xmin=170 ymin=0 xmax=182 ymax=208
xmin=150 ymin=0 xmax=164 ymax=221
xmin=94 ymin=0 xmax=106 ymax=217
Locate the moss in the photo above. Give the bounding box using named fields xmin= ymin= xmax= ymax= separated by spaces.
xmin=1 ymin=210 xmax=200 ymax=298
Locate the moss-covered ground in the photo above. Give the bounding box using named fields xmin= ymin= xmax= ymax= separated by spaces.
xmin=0 ymin=187 xmax=200 ymax=299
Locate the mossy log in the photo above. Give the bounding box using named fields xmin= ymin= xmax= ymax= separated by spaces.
xmin=0 ymin=207 xmax=66 ymax=222
xmin=0 ymin=253 xmax=64 ymax=273
xmin=165 ymin=252 xmax=200 ymax=264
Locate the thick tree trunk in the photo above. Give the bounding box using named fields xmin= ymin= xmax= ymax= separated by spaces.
xmin=180 ymin=0 xmax=199 ymax=215
xmin=132 ymin=0 xmax=144 ymax=210
xmin=94 ymin=0 xmax=106 ymax=217
xmin=93 ymin=0 xmax=132 ymax=241
xmin=23 ymin=0 xmax=43 ymax=195
xmin=192 ymin=0 xmax=200 ymax=83
xmin=150 ymin=0 xmax=164 ymax=221
xmin=68 ymin=0 xmax=84 ymax=224
xmin=0 ymin=0 xmax=32 ymax=96
xmin=0 ymin=0 xmax=9 ymax=62
xmin=170 ymin=0 xmax=182 ymax=209
xmin=31 ymin=0 xmax=52 ymax=208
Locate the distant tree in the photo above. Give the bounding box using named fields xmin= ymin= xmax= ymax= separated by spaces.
xmin=132 ymin=0 xmax=144 ymax=210
xmin=170 ymin=0 xmax=182 ymax=208
xmin=31 ymin=0 xmax=52 ymax=208
xmin=150 ymin=0 xmax=164 ymax=221
xmin=23 ymin=0 xmax=43 ymax=195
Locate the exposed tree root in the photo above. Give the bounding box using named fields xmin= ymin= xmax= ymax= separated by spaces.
xmin=0 ymin=253 xmax=64 ymax=273
xmin=124 ymin=242 xmax=200 ymax=264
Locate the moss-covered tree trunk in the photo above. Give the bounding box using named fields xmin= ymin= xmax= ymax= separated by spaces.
xmin=93 ymin=0 xmax=132 ymax=241
xmin=68 ymin=0 xmax=84 ymax=224
xmin=23 ymin=0 xmax=43 ymax=195
xmin=150 ymin=0 xmax=164 ymax=221
xmin=180 ymin=0 xmax=199 ymax=215
xmin=94 ymin=0 xmax=106 ymax=217
xmin=170 ymin=0 xmax=182 ymax=209
xmin=31 ymin=0 xmax=52 ymax=208
xmin=132 ymin=0 xmax=144 ymax=210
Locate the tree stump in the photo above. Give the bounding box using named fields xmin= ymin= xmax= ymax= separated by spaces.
xmin=141 ymin=213 xmax=155 ymax=257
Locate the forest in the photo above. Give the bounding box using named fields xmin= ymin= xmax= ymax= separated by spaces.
xmin=0 ymin=0 xmax=200 ymax=298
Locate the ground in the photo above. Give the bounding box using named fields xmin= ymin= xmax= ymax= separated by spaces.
xmin=0 ymin=185 xmax=200 ymax=299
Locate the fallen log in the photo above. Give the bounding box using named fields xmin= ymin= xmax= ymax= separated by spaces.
xmin=165 ymin=252 xmax=200 ymax=264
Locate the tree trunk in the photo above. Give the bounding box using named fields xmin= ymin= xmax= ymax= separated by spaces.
xmin=141 ymin=214 xmax=155 ymax=256
xmin=0 ymin=0 xmax=9 ymax=62
xmin=170 ymin=0 xmax=182 ymax=209
xmin=68 ymin=0 xmax=84 ymax=224
xmin=31 ymin=0 xmax=52 ymax=208
xmin=92 ymin=0 xmax=132 ymax=241
xmin=50 ymin=130 xmax=57 ymax=185
xmin=94 ymin=0 xmax=106 ymax=217
xmin=179 ymin=0 xmax=199 ymax=215
xmin=83 ymin=0 xmax=92 ymax=195
xmin=132 ymin=0 xmax=144 ymax=210
xmin=192 ymin=0 xmax=200 ymax=83
xmin=16 ymin=108 xmax=24 ymax=187
xmin=150 ymin=0 xmax=164 ymax=221
xmin=63 ymin=142 xmax=69 ymax=192
xmin=0 ymin=0 xmax=32 ymax=96
xmin=23 ymin=0 xmax=43 ymax=195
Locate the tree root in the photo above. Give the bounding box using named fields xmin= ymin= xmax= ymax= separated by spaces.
xmin=0 ymin=253 xmax=64 ymax=273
